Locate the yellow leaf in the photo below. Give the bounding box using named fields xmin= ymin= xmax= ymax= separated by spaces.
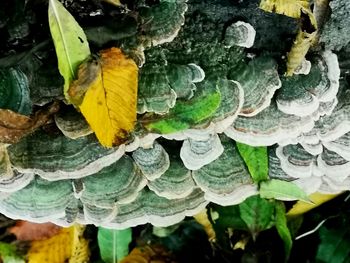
xmin=287 ymin=192 xmax=340 ymax=217
xmin=285 ymin=6 xmax=318 ymax=76
xmin=259 ymin=0 xmax=310 ymax=18
xmin=193 ymin=208 xmax=216 ymax=243
xmin=102 ymin=0 xmax=122 ymax=7
xmin=286 ymin=29 xmax=317 ymax=76
xmin=27 ymin=224 xmax=90 ymax=263
xmin=69 ymin=47 xmax=138 ymax=147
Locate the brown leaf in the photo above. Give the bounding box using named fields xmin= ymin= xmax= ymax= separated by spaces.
xmin=9 ymin=221 xmax=61 ymax=241
xmin=120 ymin=245 xmax=177 ymax=263
xmin=0 ymin=102 xmax=60 ymax=144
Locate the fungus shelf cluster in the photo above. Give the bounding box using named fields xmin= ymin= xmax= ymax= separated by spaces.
xmin=1 ymin=0 xmax=350 ymax=228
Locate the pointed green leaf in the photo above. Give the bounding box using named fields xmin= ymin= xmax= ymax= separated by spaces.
xmin=97 ymin=227 xmax=132 ymax=263
xmin=260 ymin=179 xmax=310 ymax=202
xmin=316 ymin=226 xmax=350 ymax=263
xmin=48 ymin=0 xmax=90 ymax=102
xmin=145 ymin=84 xmax=221 ymax=134
xmin=0 ymin=242 xmax=25 ymax=263
xmin=239 ymin=195 xmax=275 ymax=239
xmin=275 ymin=201 xmax=293 ymax=260
xmin=236 ymin=142 xmax=268 ymax=183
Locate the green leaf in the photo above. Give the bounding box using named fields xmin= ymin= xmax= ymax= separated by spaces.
xmin=0 ymin=242 xmax=25 ymax=263
xmin=48 ymin=0 xmax=90 ymax=102
xmin=316 ymin=226 xmax=350 ymax=263
xmin=260 ymin=179 xmax=310 ymax=202
xmin=238 ymin=195 xmax=275 ymax=239
xmin=144 ymin=84 xmax=221 ymax=134
xmin=275 ymin=201 xmax=293 ymax=260
xmin=212 ymin=204 xmax=248 ymax=230
xmin=97 ymin=227 xmax=132 ymax=263
xmin=236 ymin=143 xmax=268 ymax=183
xmin=211 ymin=204 xmax=248 ymax=249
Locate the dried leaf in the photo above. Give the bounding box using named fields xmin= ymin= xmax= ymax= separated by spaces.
xmin=69 ymin=47 xmax=138 ymax=147
xmin=287 ymin=192 xmax=339 ymax=217
xmin=120 ymin=245 xmax=177 ymax=263
xmin=48 ymin=0 xmax=91 ymax=102
xmin=0 ymin=144 xmax=12 ymax=177
xmin=9 ymin=221 xmax=61 ymax=241
xmin=286 ymin=29 xmax=317 ymax=76
xmin=259 ymin=0 xmax=310 ymax=18
xmin=27 ymin=224 xmax=89 ymax=263
xmin=0 ymin=102 xmax=60 ymax=144
xmin=102 ymin=0 xmax=122 ymax=7
xmin=193 ymin=209 xmax=216 ymax=243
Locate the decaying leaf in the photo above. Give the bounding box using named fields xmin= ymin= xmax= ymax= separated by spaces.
xmin=0 ymin=102 xmax=60 ymax=144
xmin=259 ymin=0 xmax=310 ymax=18
xmin=259 ymin=0 xmax=318 ymax=76
xmin=193 ymin=209 xmax=216 ymax=243
xmin=9 ymin=221 xmax=61 ymax=241
xmin=286 ymin=6 xmax=318 ymax=76
xmin=0 ymin=144 xmax=12 ymax=177
xmin=286 ymin=29 xmax=317 ymax=76
xmin=102 ymin=0 xmax=122 ymax=7
xmin=48 ymin=0 xmax=91 ymax=102
xmin=69 ymin=47 xmax=138 ymax=147
xmin=27 ymin=224 xmax=89 ymax=263
xmin=120 ymin=245 xmax=177 ymax=263
xmin=287 ymin=192 xmax=340 ymax=217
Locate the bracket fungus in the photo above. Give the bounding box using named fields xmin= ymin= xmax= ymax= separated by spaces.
xmin=132 ymin=141 xmax=170 ymax=181
xmin=224 ymin=21 xmax=256 ymax=48
xmin=137 ymin=60 xmax=205 ymax=114
xmin=276 ymin=144 xmax=320 ymax=179
xmin=2 ymin=0 xmax=350 ymax=231
xmin=0 ymin=68 xmax=31 ymax=115
xmin=137 ymin=62 xmax=177 ymax=115
xmin=148 ymin=153 xmax=195 ymax=199
xmin=192 ymin=137 xmax=257 ymax=206
xmin=230 ymin=56 xmax=281 ymax=117
xmin=79 ymin=155 xmax=147 ymax=207
xmin=225 ymin=102 xmax=314 ymax=146
xmin=210 ymin=79 xmax=244 ymax=133
xmin=0 ymin=176 xmax=73 ymax=222
xmin=7 ymin=130 xmax=125 ymax=180
xmin=105 ymin=188 xmax=208 ymax=229
xmin=180 ymin=133 xmax=224 ymax=170
xmin=54 ymin=107 xmax=92 ymax=139
xmin=138 ymin=0 xmax=188 ymax=47
xmin=276 ymin=51 xmax=340 ymax=118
